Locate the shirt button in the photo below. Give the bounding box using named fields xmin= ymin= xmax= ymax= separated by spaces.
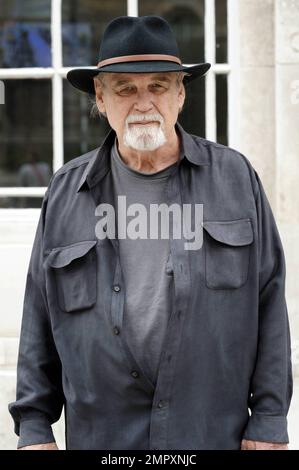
xmin=157 ymin=400 xmax=167 ymax=409
xmin=113 ymin=326 xmax=120 ymax=335
xmin=131 ymin=370 xmax=139 ymax=378
xmin=113 ymin=284 xmax=121 ymax=292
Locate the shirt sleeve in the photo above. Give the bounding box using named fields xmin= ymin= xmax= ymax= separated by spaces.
xmin=242 ymin=170 xmax=293 ymax=443
xmin=8 ymin=185 xmax=64 ymax=448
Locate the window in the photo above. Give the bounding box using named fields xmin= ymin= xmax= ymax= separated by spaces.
xmin=0 ymin=0 xmax=238 ymax=208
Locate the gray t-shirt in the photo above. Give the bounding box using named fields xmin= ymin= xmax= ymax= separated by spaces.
xmin=110 ymin=138 xmax=177 ymax=385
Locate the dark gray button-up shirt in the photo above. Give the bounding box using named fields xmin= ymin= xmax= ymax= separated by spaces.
xmin=9 ymin=122 xmax=293 ymax=450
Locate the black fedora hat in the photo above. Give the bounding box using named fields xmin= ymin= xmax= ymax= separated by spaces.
xmin=66 ymin=15 xmax=211 ymax=95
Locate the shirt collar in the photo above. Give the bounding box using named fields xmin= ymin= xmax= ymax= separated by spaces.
xmin=77 ymin=121 xmax=210 ymax=192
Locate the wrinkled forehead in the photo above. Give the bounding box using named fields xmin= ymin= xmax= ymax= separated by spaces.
xmin=104 ymin=72 xmax=175 ymax=85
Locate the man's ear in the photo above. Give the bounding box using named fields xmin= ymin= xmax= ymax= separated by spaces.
xmin=93 ymin=78 xmax=106 ymax=114
xmin=178 ymin=84 xmax=186 ymax=113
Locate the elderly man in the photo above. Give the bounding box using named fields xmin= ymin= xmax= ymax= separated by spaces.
xmin=9 ymin=15 xmax=292 ymax=451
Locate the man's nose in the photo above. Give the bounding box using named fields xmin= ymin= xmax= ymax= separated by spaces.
xmin=133 ymin=89 xmax=154 ymax=112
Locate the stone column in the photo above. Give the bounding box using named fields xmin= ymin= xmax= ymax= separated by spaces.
xmin=238 ymin=0 xmax=276 ymax=207
xmin=275 ymin=0 xmax=299 ymax=376
xmin=238 ymin=0 xmax=299 ymax=376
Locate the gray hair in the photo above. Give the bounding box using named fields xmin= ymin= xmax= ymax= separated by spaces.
xmin=89 ymin=70 xmax=190 ymax=119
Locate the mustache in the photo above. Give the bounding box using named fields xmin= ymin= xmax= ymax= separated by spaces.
xmin=125 ymin=114 xmax=164 ymax=125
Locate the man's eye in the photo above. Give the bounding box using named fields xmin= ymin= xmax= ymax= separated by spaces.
xmin=150 ymin=84 xmax=167 ymax=92
xmin=118 ymin=87 xmax=134 ymax=94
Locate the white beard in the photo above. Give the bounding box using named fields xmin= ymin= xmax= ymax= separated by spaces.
xmin=123 ymin=114 xmax=167 ymax=151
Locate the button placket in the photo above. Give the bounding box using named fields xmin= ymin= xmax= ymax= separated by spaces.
xmin=110 ymin=253 xmax=155 ymax=394
xmin=110 ymin=255 xmax=123 ymax=329
xmin=149 ymin=165 xmax=192 ymax=451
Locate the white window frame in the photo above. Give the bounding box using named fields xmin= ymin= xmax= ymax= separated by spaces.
xmin=205 ymin=0 xmax=240 ymax=147
xmin=0 ymin=0 xmax=239 ymax=201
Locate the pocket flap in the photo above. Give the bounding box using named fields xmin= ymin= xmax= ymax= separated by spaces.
xmin=47 ymin=240 xmax=97 ymax=268
xmin=202 ymin=218 xmax=253 ymax=246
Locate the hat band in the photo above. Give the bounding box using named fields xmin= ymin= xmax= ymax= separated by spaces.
xmin=97 ymin=54 xmax=182 ymax=68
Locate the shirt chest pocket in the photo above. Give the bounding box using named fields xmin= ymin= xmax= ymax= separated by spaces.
xmin=47 ymin=240 xmax=97 ymax=312
xmin=202 ymin=218 xmax=254 ymax=289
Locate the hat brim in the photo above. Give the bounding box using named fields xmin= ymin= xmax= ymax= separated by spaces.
xmin=66 ymin=62 xmax=211 ymax=95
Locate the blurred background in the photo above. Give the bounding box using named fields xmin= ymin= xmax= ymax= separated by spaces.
xmin=0 ymin=0 xmax=298 ymax=449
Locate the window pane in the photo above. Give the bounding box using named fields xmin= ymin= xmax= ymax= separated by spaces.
xmin=216 ymin=74 xmax=227 ymax=145
xmin=0 ymin=79 xmax=53 ymax=187
xmin=180 ymin=76 xmax=206 ymax=138
xmin=0 ymin=196 xmax=43 ymax=208
xmin=63 ymin=79 xmax=111 ymax=163
xmin=62 ymin=0 xmax=126 ymax=67
xmin=139 ymin=0 xmax=205 ymax=63
xmin=215 ymin=0 xmax=227 ymax=63
xmin=0 ymin=0 xmax=51 ymax=68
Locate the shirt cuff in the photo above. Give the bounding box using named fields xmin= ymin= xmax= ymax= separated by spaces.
xmin=17 ymin=417 xmax=56 ymax=448
xmin=242 ymin=413 xmax=289 ymax=443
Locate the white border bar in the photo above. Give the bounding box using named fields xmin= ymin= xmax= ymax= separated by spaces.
xmin=127 ymin=0 xmax=138 ymax=17
xmin=213 ymin=63 xmax=231 ymax=74
xmin=52 ymin=0 xmax=62 ymax=70
xmin=0 ymin=67 xmax=98 ymax=80
xmin=51 ymin=0 xmax=64 ymax=172
xmin=227 ymin=0 xmax=240 ymax=150
xmin=0 ymin=68 xmax=54 ymax=78
xmin=52 ymin=73 xmax=64 ymax=173
xmin=205 ymin=0 xmax=216 ymax=141
xmin=0 ymin=188 xmax=47 ymax=197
